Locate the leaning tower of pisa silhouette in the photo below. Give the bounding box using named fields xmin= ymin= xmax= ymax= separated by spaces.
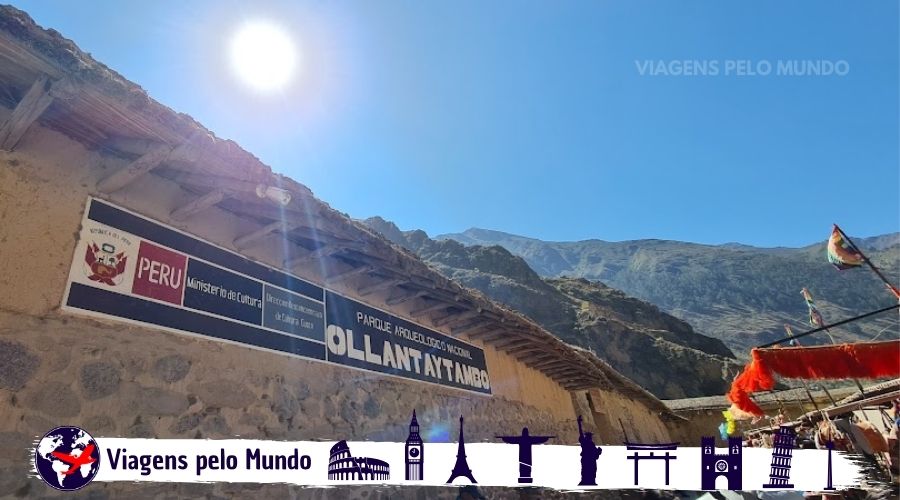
xmin=762 ymin=425 xmax=795 ymax=488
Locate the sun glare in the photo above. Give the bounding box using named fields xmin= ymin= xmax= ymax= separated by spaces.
xmin=230 ymin=21 xmax=297 ymax=92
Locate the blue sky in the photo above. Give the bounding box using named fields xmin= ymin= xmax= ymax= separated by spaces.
xmin=14 ymin=1 xmax=899 ymax=246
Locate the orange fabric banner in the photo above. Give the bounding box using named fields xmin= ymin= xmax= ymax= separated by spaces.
xmin=728 ymin=340 xmax=900 ymax=416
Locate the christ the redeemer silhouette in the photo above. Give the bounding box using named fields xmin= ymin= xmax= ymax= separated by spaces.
xmin=496 ymin=427 xmax=554 ymax=483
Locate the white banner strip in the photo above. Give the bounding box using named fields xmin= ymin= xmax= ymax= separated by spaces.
xmin=64 ymin=438 xmax=864 ymax=491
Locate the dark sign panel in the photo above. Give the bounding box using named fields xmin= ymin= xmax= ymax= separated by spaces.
xmin=63 ymin=197 xmax=490 ymax=395
xmin=64 ymin=198 xmax=326 ymax=364
xmin=184 ymin=259 xmax=263 ymax=325
xmin=324 ymin=291 xmax=491 ymax=394
xmin=263 ymin=285 xmax=325 ymax=341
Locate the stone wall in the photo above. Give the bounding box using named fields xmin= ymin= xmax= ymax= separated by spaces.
xmin=0 ymin=309 xmax=580 ymax=498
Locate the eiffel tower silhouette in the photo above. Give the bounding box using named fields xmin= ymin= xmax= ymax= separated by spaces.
xmin=446 ymin=415 xmax=477 ymax=484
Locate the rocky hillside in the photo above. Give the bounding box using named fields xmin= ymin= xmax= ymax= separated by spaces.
xmin=438 ymin=228 xmax=900 ymax=354
xmin=363 ymin=217 xmax=739 ymax=399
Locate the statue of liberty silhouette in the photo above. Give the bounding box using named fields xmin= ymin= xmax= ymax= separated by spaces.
xmin=577 ymin=415 xmax=603 ymax=486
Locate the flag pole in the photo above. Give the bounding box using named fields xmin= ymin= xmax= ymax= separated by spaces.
xmin=757 ymin=304 xmax=899 ymax=348
xmin=801 ymin=287 xmax=868 ymax=396
xmin=783 ymin=324 xmax=823 ymax=413
xmin=835 ymin=224 xmax=900 ymax=298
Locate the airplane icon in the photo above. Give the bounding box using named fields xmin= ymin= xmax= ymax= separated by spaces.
xmin=51 ymin=444 xmax=96 ymax=475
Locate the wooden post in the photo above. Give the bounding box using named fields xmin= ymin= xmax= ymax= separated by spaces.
xmin=0 ymin=75 xmax=55 ymax=150
xmin=97 ymin=143 xmax=172 ymax=192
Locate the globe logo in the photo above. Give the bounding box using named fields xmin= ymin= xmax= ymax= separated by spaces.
xmin=34 ymin=426 xmax=101 ymax=491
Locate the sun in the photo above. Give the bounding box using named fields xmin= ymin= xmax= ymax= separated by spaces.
xmin=229 ymin=21 xmax=297 ymax=92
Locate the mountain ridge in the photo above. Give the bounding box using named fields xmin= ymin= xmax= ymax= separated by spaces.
xmin=438 ymin=227 xmax=900 ymax=252
xmin=433 ymin=227 xmax=899 ymax=354
xmin=362 ymin=216 xmax=740 ymax=399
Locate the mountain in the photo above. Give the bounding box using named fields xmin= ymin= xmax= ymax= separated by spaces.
xmin=362 ymin=217 xmax=739 ymax=399
xmin=436 ymin=228 xmax=900 ymax=354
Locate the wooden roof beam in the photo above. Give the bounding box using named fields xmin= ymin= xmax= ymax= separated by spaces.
xmin=532 ymin=359 xmax=567 ymax=373
xmin=324 ymin=264 xmax=373 ymax=283
xmin=165 ymin=171 xmax=324 ymax=221
xmin=467 ymin=330 xmax=507 ymax=343
xmin=507 ymin=344 xmax=549 ymax=356
xmin=492 ymin=337 xmax=532 ymax=350
xmin=223 ymin=199 xmax=320 ymax=227
xmin=564 ymin=381 xmax=601 ymax=391
xmin=449 ymin=317 xmax=492 ymax=334
xmin=545 ymin=373 xmax=586 ymax=385
xmin=409 ymin=299 xmax=453 ymax=318
xmin=542 ymin=365 xmax=583 ymax=377
xmin=464 ymin=326 xmax=503 ymax=338
xmin=514 ymin=348 xmax=563 ymax=363
xmin=522 ymin=357 xmax=583 ymax=376
xmin=234 ymin=221 xmax=300 ymax=250
xmin=171 ymin=189 xmax=226 ymax=220
xmin=567 ymin=378 xmax=602 ymax=389
xmin=517 ymin=354 xmax=574 ymax=374
xmin=433 ymin=308 xmax=482 ymax=328
xmin=357 ymin=278 xmax=404 ymax=297
xmin=0 ymin=75 xmax=71 ymax=151
xmin=491 ymin=330 xmax=534 ymax=349
xmin=97 ymin=142 xmax=174 ymax=192
xmin=456 ymin=324 xmax=492 ymax=337
xmin=284 ymin=245 xmax=341 ymax=268
xmin=440 ymin=314 xmax=481 ymax=330
xmin=288 ymin=230 xmax=371 ymax=257
xmin=530 ymin=358 xmax=573 ymax=371
xmin=385 ymin=289 xmax=427 ymax=306
xmin=390 ymin=276 xmax=462 ymax=302
xmin=528 ymin=353 xmax=559 ymax=365
xmin=161 ymin=170 xmax=275 ymax=198
xmin=427 ymin=310 xmax=459 ymax=326
xmin=541 ymin=368 xmax=583 ymax=379
xmin=484 ymin=327 xmax=543 ymax=343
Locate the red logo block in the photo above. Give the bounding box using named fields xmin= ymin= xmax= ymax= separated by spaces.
xmin=132 ymin=241 xmax=187 ymax=305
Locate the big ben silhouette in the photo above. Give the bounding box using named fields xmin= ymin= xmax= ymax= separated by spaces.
xmin=405 ymin=410 xmax=424 ymax=480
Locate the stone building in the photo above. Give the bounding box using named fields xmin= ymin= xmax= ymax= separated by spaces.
xmin=0 ymin=5 xmax=695 ymax=497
